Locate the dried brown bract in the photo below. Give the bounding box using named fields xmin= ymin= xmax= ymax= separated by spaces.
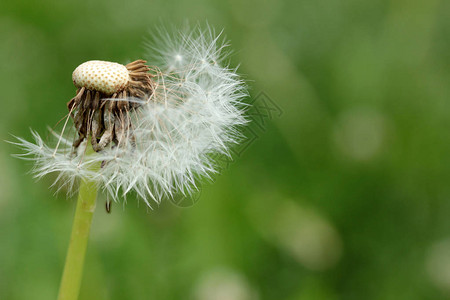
xmin=67 ymin=60 xmax=153 ymax=152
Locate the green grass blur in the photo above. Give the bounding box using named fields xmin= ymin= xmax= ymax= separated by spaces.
xmin=1 ymin=0 xmax=450 ymax=299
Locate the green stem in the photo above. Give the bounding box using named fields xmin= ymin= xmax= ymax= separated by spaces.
xmin=57 ymin=145 xmax=100 ymax=300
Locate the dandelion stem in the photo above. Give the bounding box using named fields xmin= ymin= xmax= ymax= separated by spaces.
xmin=57 ymin=142 xmax=100 ymax=300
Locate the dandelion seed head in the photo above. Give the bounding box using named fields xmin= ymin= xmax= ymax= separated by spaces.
xmin=14 ymin=25 xmax=248 ymax=206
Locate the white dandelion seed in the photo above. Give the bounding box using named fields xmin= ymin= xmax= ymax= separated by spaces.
xmin=13 ymin=26 xmax=248 ymax=206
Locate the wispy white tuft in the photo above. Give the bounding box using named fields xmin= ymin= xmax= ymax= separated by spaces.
xmin=14 ymin=26 xmax=248 ymax=206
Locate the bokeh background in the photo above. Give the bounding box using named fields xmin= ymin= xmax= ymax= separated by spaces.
xmin=1 ymin=0 xmax=450 ymax=299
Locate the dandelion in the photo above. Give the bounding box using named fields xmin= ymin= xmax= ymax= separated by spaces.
xmin=13 ymin=25 xmax=247 ymax=300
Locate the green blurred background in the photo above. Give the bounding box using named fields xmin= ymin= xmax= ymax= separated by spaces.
xmin=1 ymin=0 xmax=450 ymax=299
